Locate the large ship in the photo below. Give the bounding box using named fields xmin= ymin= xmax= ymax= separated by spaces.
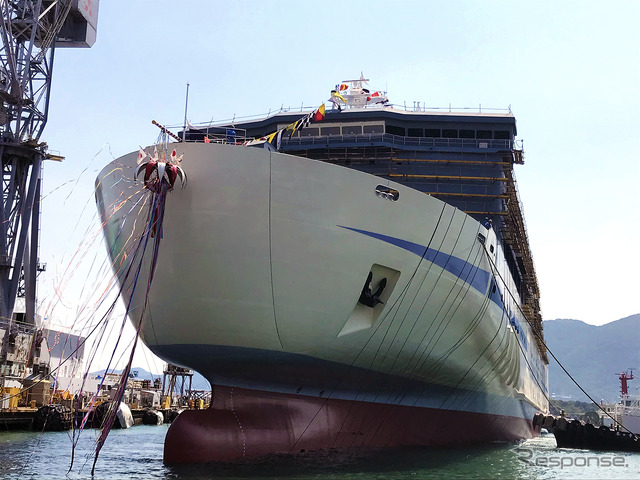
xmin=95 ymin=76 xmax=549 ymax=463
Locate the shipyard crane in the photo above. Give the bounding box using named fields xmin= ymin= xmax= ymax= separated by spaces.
xmin=0 ymin=0 xmax=98 ymax=391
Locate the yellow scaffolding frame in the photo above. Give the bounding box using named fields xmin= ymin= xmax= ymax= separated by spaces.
xmin=393 ymin=158 xmax=512 ymax=166
xmin=386 ymin=173 xmax=508 ymax=182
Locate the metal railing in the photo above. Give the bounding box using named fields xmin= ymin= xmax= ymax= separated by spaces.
xmin=171 ymin=103 xmax=514 ymax=130
xmin=282 ymin=133 xmax=513 ymax=150
xmin=388 ymin=102 xmax=512 ymax=114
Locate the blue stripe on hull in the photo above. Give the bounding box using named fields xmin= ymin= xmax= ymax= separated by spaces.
xmin=339 ymin=226 xmax=491 ymax=296
xmin=340 ymin=226 xmax=521 ymax=330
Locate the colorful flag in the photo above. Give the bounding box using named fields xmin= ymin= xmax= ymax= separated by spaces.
xmin=299 ymin=112 xmax=312 ymax=130
xmin=137 ymin=148 xmax=147 ymax=165
xmin=262 ymin=103 xmax=325 ymax=148
xmin=332 ymin=91 xmax=346 ymax=103
xmin=313 ymin=104 xmax=325 ymax=122
xmin=285 ymin=120 xmax=299 ymax=137
xmin=292 ymin=112 xmax=313 ymax=136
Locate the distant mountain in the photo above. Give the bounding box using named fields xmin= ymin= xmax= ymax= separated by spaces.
xmin=544 ymin=314 xmax=640 ymax=403
xmin=89 ymin=366 xmax=210 ymax=391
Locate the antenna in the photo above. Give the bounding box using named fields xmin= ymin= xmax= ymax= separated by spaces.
xmin=182 ymin=83 xmax=190 ymax=141
xmin=617 ymin=370 xmax=634 ymax=396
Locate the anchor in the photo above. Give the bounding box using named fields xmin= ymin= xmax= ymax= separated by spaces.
xmin=358 ymin=271 xmax=387 ymax=308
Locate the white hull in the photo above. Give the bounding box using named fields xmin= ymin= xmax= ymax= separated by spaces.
xmin=96 ymin=142 xmax=547 ymax=417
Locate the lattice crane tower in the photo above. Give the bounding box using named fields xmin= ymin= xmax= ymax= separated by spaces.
xmin=0 ymin=0 xmax=98 ymax=388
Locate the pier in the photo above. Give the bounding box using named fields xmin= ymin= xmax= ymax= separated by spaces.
xmin=0 ymin=403 xmax=208 ymax=431
xmin=1 ymin=362 xmax=211 ymax=432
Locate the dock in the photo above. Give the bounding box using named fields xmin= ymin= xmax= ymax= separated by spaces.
xmin=0 ymin=405 xmax=194 ymax=431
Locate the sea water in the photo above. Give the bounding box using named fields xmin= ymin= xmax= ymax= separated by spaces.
xmin=1 ymin=426 xmax=639 ymax=480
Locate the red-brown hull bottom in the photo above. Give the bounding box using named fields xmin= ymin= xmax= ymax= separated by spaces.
xmin=164 ymin=385 xmax=536 ymax=464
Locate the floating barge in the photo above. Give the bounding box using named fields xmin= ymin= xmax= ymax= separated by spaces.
xmin=535 ymin=413 xmax=640 ymax=453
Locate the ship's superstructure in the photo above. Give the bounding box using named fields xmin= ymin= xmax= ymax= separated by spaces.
xmin=96 ymin=77 xmax=549 ymax=463
xmin=600 ymin=371 xmax=640 ymax=434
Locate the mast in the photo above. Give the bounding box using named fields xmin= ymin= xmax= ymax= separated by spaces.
xmin=618 ymin=370 xmax=634 ymax=397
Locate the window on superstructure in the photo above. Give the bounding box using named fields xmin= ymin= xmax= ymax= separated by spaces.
xmin=321 ymin=126 xmax=340 ymax=136
xmin=494 ymin=130 xmax=510 ymax=140
xmin=477 ymin=130 xmax=493 ymax=139
xmin=459 ymin=130 xmax=475 ymax=139
xmin=343 ymin=125 xmax=362 ymax=135
xmin=425 ymin=128 xmax=441 ymax=137
xmin=442 ymin=129 xmax=457 ymax=138
xmin=408 ymin=128 xmax=423 ymax=137
xmin=386 ymin=125 xmax=405 ymax=136
xmin=363 ymin=125 xmax=384 ymax=134
xmin=300 ymin=127 xmax=319 ymax=137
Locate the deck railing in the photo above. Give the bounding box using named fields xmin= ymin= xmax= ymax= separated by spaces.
xmin=184 ymin=131 xmax=514 ymax=151
xmin=176 ymin=104 xmax=514 ymax=131
xmin=282 ymin=133 xmax=513 ymax=150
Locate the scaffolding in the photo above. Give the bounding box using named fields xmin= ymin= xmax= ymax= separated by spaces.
xmin=500 ymin=151 xmax=547 ymax=363
xmin=161 ymin=363 xmax=193 ymax=408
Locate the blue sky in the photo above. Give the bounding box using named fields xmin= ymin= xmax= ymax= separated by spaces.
xmin=34 ymin=0 xmax=639 ymax=369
